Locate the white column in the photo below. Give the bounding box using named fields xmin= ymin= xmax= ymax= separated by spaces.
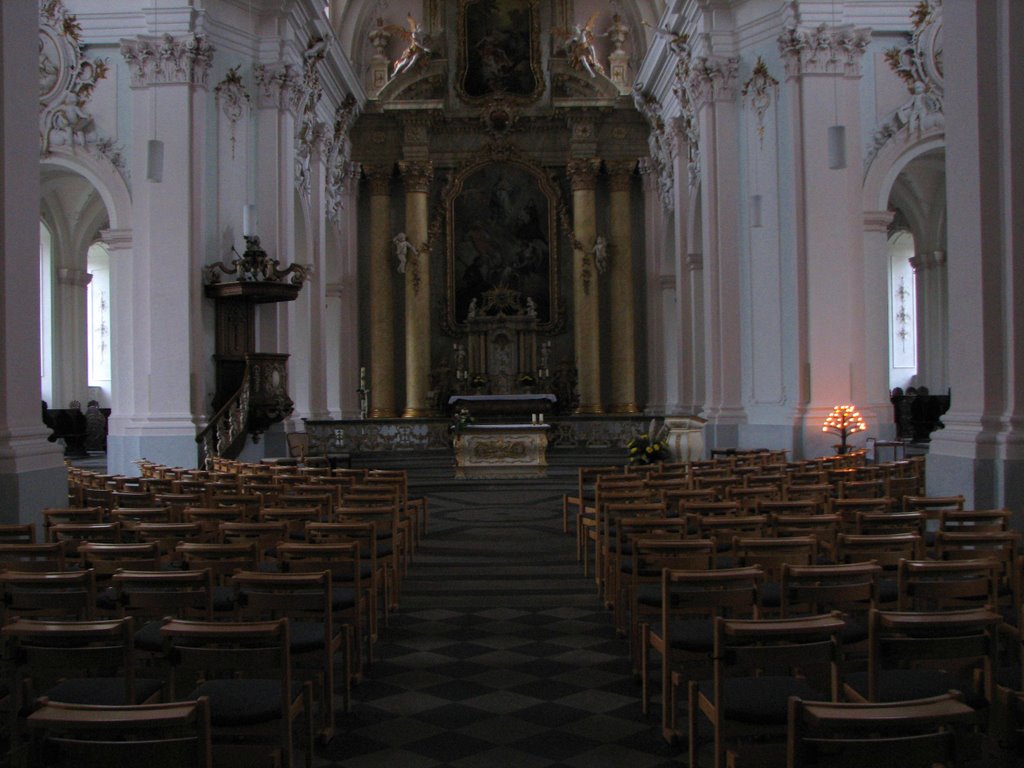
xmin=53 ymin=267 xmax=92 ymax=407
xmin=670 ymin=120 xmax=700 ymax=416
xmin=779 ymin=24 xmax=871 ymax=458
xmin=929 ymin=0 xmax=1024 ymax=513
xmin=639 ymin=159 xmax=667 ymax=412
xmin=112 ymin=34 xmax=215 ymax=473
xmin=99 ymin=229 xmax=136 ymax=430
xmin=0 ymin=0 xmax=67 ymax=526
xmin=863 ymin=211 xmax=896 ymax=439
xmin=691 ymin=55 xmax=746 ymax=446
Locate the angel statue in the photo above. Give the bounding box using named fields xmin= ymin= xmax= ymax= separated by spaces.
xmin=387 ymin=14 xmax=432 ymax=79
xmin=641 ymin=20 xmax=690 ymax=58
xmin=592 ymin=236 xmax=608 ymax=274
xmin=393 ymin=232 xmax=417 ymax=274
xmin=555 ymin=12 xmax=605 ymax=78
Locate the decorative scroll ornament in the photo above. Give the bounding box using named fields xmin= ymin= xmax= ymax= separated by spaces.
xmin=203 ymin=236 xmax=309 ymax=286
xmin=39 ymin=0 xmax=109 ymax=154
xmin=742 ymin=56 xmax=779 ymax=149
xmin=214 ymin=66 xmax=251 ymax=160
xmin=120 ymin=33 xmax=214 ymax=87
xmin=777 ymin=23 xmax=871 ymax=78
xmin=325 ymin=94 xmax=360 ymax=231
xmin=631 ymin=86 xmax=675 ymax=208
xmin=867 ymin=0 xmax=943 ymax=165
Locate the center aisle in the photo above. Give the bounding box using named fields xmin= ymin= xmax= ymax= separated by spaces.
xmin=319 ymin=470 xmax=679 ymax=768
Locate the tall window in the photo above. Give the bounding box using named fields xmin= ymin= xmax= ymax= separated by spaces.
xmin=888 ymin=231 xmax=917 ymax=390
xmin=39 ymin=223 xmax=53 ymax=404
xmin=86 ymin=243 xmax=111 ymax=400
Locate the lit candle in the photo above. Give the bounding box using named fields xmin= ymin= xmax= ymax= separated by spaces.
xmin=359 ymin=366 xmax=366 ymax=389
xmin=243 ymin=204 xmax=257 ymax=237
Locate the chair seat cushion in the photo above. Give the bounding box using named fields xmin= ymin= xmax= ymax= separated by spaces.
xmin=211 ymin=585 xmax=235 ymax=612
xmin=134 ymin=619 xmax=165 ymax=653
xmin=635 ymin=584 xmax=661 ymax=607
xmin=845 ymin=669 xmax=988 ymax=708
xmin=331 ymin=587 xmax=357 ymax=611
xmin=46 ymin=676 xmax=163 ymax=706
xmin=95 ymin=586 xmax=118 ymax=612
xmin=760 ymin=581 xmax=781 ymax=609
xmin=696 ymin=676 xmax=823 ymax=725
xmin=839 ymin=618 xmax=868 ymax=645
xmin=664 ymin=619 xmax=714 ymax=652
xmin=189 ymin=679 xmax=304 ymax=726
xmin=878 ymin=578 xmax=898 ymax=604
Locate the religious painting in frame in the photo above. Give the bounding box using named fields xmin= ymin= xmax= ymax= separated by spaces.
xmin=446 ymin=159 xmax=559 ymax=331
xmin=456 ymin=0 xmax=544 ymax=104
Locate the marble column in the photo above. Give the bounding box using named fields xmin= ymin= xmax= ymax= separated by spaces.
xmin=568 ymin=157 xmax=603 ymax=414
xmin=863 ymin=211 xmax=896 ymax=437
xmin=400 ymin=160 xmax=433 ymax=417
xmin=364 ymin=165 xmax=397 ymax=418
xmin=606 ymin=161 xmax=639 ymax=413
xmin=910 ymin=250 xmax=949 ymax=392
xmin=687 ymin=252 xmax=706 ymax=410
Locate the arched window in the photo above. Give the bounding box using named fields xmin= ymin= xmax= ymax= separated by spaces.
xmin=888 ymin=231 xmax=916 ymax=390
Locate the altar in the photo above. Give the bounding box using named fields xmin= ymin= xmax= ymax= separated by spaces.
xmin=453 ymin=423 xmax=550 ymax=479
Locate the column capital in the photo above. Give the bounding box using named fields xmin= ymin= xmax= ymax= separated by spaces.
xmin=863 ymin=210 xmax=895 ymax=233
xmin=931 ymin=250 xmax=946 ymax=267
xmin=606 ymin=160 xmax=636 ymax=191
xmin=909 ymin=252 xmax=933 ymax=272
xmin=566 ymin=157 xmax=601 ymax=191
xmin=777 ymin=24 xmax=871 ymax=79
xmin=56 ymin=268 xmax=92 ymax=287
xmin=99 ymin=229 xmax=133 ymax=252
xmin=253 ymin=63 xmax=303 ymax=112
xmin=686 ymin=55 xmax=739 ymax=112
xmin=398 ymin=160 xmax=433 ymax=193
xmin=120 ymin=34 xmax=215 ymax=88
xmin=362 ymin=163 xmax=393 ymax=196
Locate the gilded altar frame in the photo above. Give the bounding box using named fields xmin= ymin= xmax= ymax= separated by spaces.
xmin=445 ymin=158 xmax=560 ymax=333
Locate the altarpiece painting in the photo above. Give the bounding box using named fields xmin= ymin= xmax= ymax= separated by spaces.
xmin=457 ymin=0 xmax=543 ymax=102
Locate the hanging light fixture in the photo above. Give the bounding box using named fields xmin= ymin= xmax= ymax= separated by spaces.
xmin=242 ymin=0 xmax=257 ymax=238
xmin=146 ymin=0 xmax=164 ymax=182
xmin=827 ymin=0 xmax=847 ymax=170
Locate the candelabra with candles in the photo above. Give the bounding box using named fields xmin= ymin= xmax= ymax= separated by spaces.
xmin=822 ymin=404 xmax=867 ymax=454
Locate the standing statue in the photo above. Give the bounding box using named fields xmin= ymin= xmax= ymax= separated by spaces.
xmin=387 ymin=14 xmax=432 ymax=78
xmin=393 ymin=232 xmax=417 ymax=274
xmin=592 ymin=236 xmax=608 ymax=274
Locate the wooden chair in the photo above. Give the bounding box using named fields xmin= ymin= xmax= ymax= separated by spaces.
xmin=939 ymin=508 xmax=1012 ymax=532
xmin=129 ymin=521 xmax=210 ymax=561
xmin=0 ymin=569 xmax=96 ymax=622
xmin=175 ymin=542 xmax=259 ymax=614
xmin=48 ymin=522 xmax=122 ymax=556
xmin=160 ymin=617 xmax=314 ymax=768
xmin=757 ymin=499 xmax=823 ymax=518
xmin=786 ymin=692 xmax=975 ymax=768
xmin=231 ymin=570 xmax=351 ymax=738
xmin=42 ymin=508 xmax=104 ymax=536
xmin=729 ymin=536 xmax=818 ymax=613
xmin=0 ymin=542 xmax=66 ymax=572
xmin=771 ymin=513 xmax=841 ymax=556
xmin=694 ymin=515 xmax=770 ymax=562
xmin=306 ymin=521 xmax=384 ymax=631
xmin=608 ymin=515 xmax=687 ymax=635
xmin=277 ymin=541 xmax=372 ymax=673
xmin=834 ymin=532 xmax=922 ymax=605
xmin=335 ymin=503 xmax=404 ymax=610
xmin=27 ymin=697 xmax=213 ymax=768
xmin=3 ymin=617 xmax=163 ymax=730
xmin=260 ymin=506 xmax=321 ymax=541
xmin=182 ymin=506 xmax=245 ymax=536
xmin=599 ymin=500 xmax=667 ymax=605
xmin=109 ymin=507 xmax=172 ymax=527
xmin=854 ymin=510 xmax=927 ymax=537
xmin=934 ymin=529 xmax=1021 ymax=614
xmin=837 ymin=479 xmax=885 ymax=499
xmin=79 ymin=541 xmax=162 ymax=580
xmin=688 ymin=613 xmax=846 ymax=768
xmin=217 ymin=521 xmax=288 ymax=563
xmin=208 ymin=493 xmax=262 ymax=521
xmin=641 ymin=566 xmax=764 ymax=741
xmin=828 ymin=498 xmax=894 ymax=532
xmin=844 ymin=607 xmax=1000 ymax=708
xmin=111 ymin=490 xmax=156 ymax=509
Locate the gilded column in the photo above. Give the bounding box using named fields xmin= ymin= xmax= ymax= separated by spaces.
xmin=606 ymin=161 xmax=639 ymax=413
xmin=568 ymin=157 xmax=603 ymax=414
xmin=365 ymin=165 xmax=397 ymax=418
xmin=400 ymin=160 xmax=433 ymax=417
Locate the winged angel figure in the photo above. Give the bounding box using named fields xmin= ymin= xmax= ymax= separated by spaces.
xmin=553 ymin=12 xmax=605 ymax=78
xmin=385 ymin=14 xmax=432 ymax=79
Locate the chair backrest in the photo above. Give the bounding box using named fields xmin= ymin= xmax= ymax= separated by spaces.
xmin=837 ymin=479 xmax=886 ymax=499
xmin=783 ymin=484 xmax=833 ymax=505
xmin=112 ymin=568 xmax=214 ymax=623
xmin=934 ymin=530 xmax=1020 ymax=593
xmin=79 ymin=541 xmax=162 ymax=577
xmin=828 ymin=498 xmax=895 ymax=530
xmin=897 ymin=558 xmax=999 ymax=612
xmin=48 ymin=523 xmax=122 ymax=555
xmin=0 ymin=569 xmax=97 ymax=621
xmin=939 ymin=508 xmax=1011 ymax=532
xmin=27 ymin=696 xmax=212 ymax=768
xmin=903 ymin=494 xmax=965 ymax=518
xmin=757 ymin=499 xmax=823 ymax=518
xmin=695 ymin=515 xmax=770 ymax=547
xmin=0 ymin=524 xmax=36 ymax=544
xmin=631 ymin=537 xmax=715 ymax=578
xmin=0 ymin=542 xmax=67 ymax=572
xmin=230 ymin=570 xmax=333 ymax=627
xmin=259 ymin=506 xmax=321 ymax=538
xmin=111 ymin=490 xmax=157 ymax=509
xmin=175 ymin=541 xmax=259 ymax=583
xmin=182 ymin=506 xmax=244 ymax=535
xmin=786 ymin=692 xmax=975 ymax=768
xmin=730 ymin=536 xmax=817 ymax=581
xmin=781 ymin=562 xmax=880 ymax=618
xmin=834 ymin=532 xmax=922 ymax=568
xmin=854 ymin=510 xmax=926 ymax=537
xmin=109 ymin=507 xmax=172 ymax=526
xmin=217 ymin=521 xmax=288 ymax=551
xmin=661 ymin=566 xmax=765 ymax=625
xmin=43 ymin=507 xmax=104 ymax=533
xmin=770 ymin=513 xmax=841 ymax=551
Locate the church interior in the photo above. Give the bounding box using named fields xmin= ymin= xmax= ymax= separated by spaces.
xmin=1 ymin=0 xmax=1023 ymax=765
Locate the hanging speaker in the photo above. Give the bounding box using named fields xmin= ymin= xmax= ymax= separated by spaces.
xmin=146 ymin=139 xmax=164 ymax=182
xmin=750 ymin=194 xmax=763 ymax=228
xmin=827 ymin=125 xmax=847 ymax=170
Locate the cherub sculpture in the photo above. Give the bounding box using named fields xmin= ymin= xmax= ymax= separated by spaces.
xmin=592 ymin=236 xmax=608 ymax=274
xmin=393 ymin=232 xmax=417 ymax=274
xmin=386 ymin=14 xmax=432 ymax=79
xmin=555 ymin=12 xmax=605 ymax=78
